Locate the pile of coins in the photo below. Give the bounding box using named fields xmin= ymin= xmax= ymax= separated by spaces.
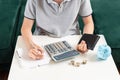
xmin=69 ymin=60 xmax=87 ymax=67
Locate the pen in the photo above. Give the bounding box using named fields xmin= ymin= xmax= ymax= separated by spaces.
xmin=16 ymin=48 xmax=22 ymax=58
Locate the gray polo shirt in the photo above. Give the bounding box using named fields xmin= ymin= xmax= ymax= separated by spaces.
xmin=24 ymin=0 xmax=92 ymax=37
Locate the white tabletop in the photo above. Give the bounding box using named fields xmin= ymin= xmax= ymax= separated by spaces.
xmin=8 ymin=35 xmax=120 ymax=80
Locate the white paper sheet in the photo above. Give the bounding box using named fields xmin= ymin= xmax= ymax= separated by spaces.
xmin=16 ymin=48 xmax=51 ymax=68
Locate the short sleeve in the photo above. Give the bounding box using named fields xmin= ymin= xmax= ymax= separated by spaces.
xmin=24 ymin=0 xmax=36 ymax=19
xmin=79 ymin=0 xmax=93 ymax=17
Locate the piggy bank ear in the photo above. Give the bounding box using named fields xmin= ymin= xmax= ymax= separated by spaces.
xmin=97 ymin=45 xmax=111 ymax=60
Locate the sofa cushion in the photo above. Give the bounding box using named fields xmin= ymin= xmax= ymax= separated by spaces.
xmin=15 ymin=0 xmax=35 ymax=37
xmin=91 ymin=0 xmax=120 ymax=48
xmin=112 ymin=48 xmax=120 ymax=67
xmin=0 ymin=0 xmax=21 ymax=64
xmin=0 ymin=47 xmax=13 ymax=63
xmin=0 ymin=1 xmax=20 ymax=49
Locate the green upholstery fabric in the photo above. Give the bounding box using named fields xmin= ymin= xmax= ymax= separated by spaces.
xmin=79 ymin=0 xmax=120 ymax=68
xmin=0 ymin=0 xmax=21 ymax=70
xmin=91 ymin=0 xmax=120 ymax=67
xmin=15 ymin=0 xmax=35 ymax=37
xmin=0 ymin=0 xmax=120 ymax=71
xmin=111 ymin=48 xmax=120 ymax=69
xmin=13 ymin=2 xmax=26 ymax=48
xmin=91 ymin=0 xmax=120 ymax=48
xmin=0 ymin=1 xmax=20 ymax=49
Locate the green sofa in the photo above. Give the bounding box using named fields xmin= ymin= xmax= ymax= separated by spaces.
xmin=0 ymin=0 xmax=120 ymax=71
xmin=91 ymin=0 xmax=120 ymax=67
xmin=80 ymin=0 xmax=120 ymax=68
xmin=0 ymin=0 xmax=21 ymax=71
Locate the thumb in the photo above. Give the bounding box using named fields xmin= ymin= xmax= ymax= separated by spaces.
xmin=36 ymin=45 xmax=44 ymax=53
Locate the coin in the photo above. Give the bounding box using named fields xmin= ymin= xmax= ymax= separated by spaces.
xmin=82 ymin=60 xmax=87 ymax=64
xmin=71 ymin=60 xmax=75 ymax=65
xmin=74 ymin=62 xmax=80 ymax=67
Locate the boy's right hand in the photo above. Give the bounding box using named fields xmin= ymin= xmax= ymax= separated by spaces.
xmin=77 ymin=40 xmax=88 ymax=53
xmin=28 ymin=43 xmax=44 ymax=60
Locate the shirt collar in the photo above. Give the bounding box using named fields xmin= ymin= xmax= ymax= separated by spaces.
xmin=47 ymin=0 xmax=71 ymax=4
xmin=47 ymin=0 xmax=55 ymax=4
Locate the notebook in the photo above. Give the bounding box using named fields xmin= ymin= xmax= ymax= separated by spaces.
xmin=78 ymin=34 xmax=100 ymax=50
xmin=16 ymin=48 xmax=51 ymax=68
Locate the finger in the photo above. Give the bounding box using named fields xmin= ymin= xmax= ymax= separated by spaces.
xmin=31 ymin=47 xmax=43 ymax=55
xmin=83 ymin=43 xmax=87 ymax=52
xmin=77 ymin=45 xmax=79 ymax=50
xmin=77 ymin=44 xmax=82 ymax=51
xmin=77 ymin=45 xmax=83 ymax=52
xmin=36 ymin=55 xmax=43 ymax=60
xmin=29 ymin=50 xmax=43 ymax=60
xmin=32 ymin=49 xmax=40 ymax=56
xmin=37 ymin=48 xmax=44 ymax=55
xmin=32 ymin=44 xmax=44 ymax=52
xmin=79 ymin=40 xmax=85 ymax=47
xmin=38 ymin=54 xmax=43 ymax=59
xmin=78 ymin=44 xmax=83 ymax=49
xmin=84 ymin=43 xmax=88 ymax=52
xmin=28 ymin=51 xmax=37 ymax=60
xmin=32 ymin=49 xmax=43 ymax=58
xmin=77 ymin=45 xmax=86 ymax=53
xmin=35 ymin=45 xmax=44 ymax=54
xmin=81 ymin=40 xmax=85 ymax=44
xmin=78 ymin=42 xmax=84 ymax=49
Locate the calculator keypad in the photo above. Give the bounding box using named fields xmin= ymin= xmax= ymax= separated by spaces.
xmin=44 ymin=41 xmax=79 ymax=62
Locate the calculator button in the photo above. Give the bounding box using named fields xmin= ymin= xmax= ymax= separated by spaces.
xmin=44 ymin=46 xmax=52 ymax=54
xmin=53 ymin=43 xmax=61 ymax=53
xmin=48 ymin=45 xmax=56 ymax=53
xmin=62 ymin=41 xmax=72 ymax=50
xmin=50 ymin=45 xmax=57 ymax=53
xmin=60 ymin=42 xmax=68 ymax=51
xmin=58 ymin=42 xmax=66 ymax=52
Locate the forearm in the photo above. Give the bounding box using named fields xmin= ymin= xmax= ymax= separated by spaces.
xmin=83 ymin=22 xmax=94 ymax=34
xmin=82 ymin=15 xmax=94 ymax=34
xmin=77 ymin=15 xmax=94 ymax=53
xmin=21 ymin=28 xmax=34 ymax=49
xmin=21 ymin=18 xmax=35 ymax=50
xmin=21 ymin=18 xmax=44 ymax=60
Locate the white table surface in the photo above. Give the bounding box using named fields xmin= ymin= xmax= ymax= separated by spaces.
xmin=8 ymin=35 xmax=120 ymax=80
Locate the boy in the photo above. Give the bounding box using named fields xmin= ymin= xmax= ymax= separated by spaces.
xmin=21 ymin=0 xmax=94 ymax=60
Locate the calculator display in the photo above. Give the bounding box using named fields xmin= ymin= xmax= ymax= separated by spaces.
xmin=44 ymin=41 xmax=80 ymax=62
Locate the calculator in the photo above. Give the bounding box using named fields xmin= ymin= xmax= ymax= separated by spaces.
xmin=44 ymin=41 xmax=80 ymax=62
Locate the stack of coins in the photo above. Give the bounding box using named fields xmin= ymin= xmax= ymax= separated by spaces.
xmin=69 ymin=59 xmax=87 ymax=67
